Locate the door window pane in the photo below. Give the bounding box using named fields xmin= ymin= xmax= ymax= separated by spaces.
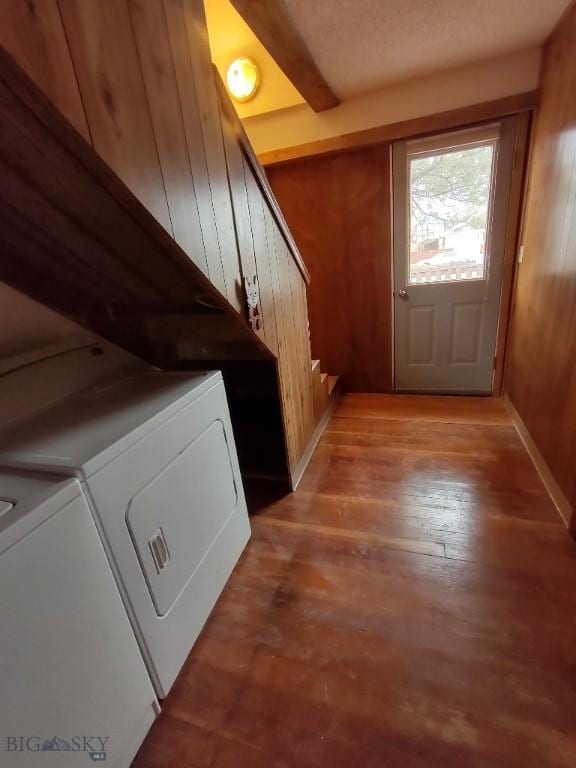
xmin=408 ymin=144 xmax=494 ymax=285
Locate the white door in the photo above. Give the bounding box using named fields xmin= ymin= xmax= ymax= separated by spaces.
xmin=393 ymin=118 xmax=516 ymax=393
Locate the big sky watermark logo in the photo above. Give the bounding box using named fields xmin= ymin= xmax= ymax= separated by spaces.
xmin=4 ymin=736 xmax=109 ymax=761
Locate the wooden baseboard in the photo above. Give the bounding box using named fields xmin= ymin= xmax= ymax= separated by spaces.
xmin=290 ymin=388 xmax=341 ymax=490
xmin=503 ymin=394 xmax=573 ymax=528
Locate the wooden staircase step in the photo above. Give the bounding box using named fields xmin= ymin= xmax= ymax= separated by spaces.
xmin=312 ymin=367 xmax=341 ymax=423
xmin=327 ymin=375 xmax=339 ymax=396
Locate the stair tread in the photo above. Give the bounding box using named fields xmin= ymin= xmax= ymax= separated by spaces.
xmin=327 ymin=375 xmax=339 ymax=395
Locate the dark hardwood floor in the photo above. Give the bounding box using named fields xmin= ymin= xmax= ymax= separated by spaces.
xmin=133 ymin=394 xmax=576 ymax=768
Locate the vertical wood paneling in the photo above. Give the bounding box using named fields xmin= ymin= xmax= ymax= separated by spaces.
xmin=287 ymin=254 xmax=315 ymax=453
xmin=179 ymin=0 xmax=240 ymax=305
xmin=217 ymin=77 xmax=318 ymax=474
xmin=218 ymin=99 xmax=261 ymax=323
xmin=1 ymin=1 xmax=320 ymax=480
xmin=505 ymin=2 xmax=576 ymax=524
xmin=272 ymin=222 xmax=315 ymax=461
xmin=127 ymin=0 xmax=207 ymax=275
xmin=162 ymin=0 xmax=232 ymax=302
xmin=267 ymin=146 xmax=393 ymax=392
xmin=57 ymin=0 xmax=172 ymax=232
xmin=268 ymin=216 xmax=301 ymax=467
xmin=244 ymin=164 xmax=279 ymax=355
xmin=214 ymin=71 xmax=321 ymax=475
xmin=0 ymin=0 xmax=90 ymax=142
xmin=260 ymin=204 xmax=298 ymax=467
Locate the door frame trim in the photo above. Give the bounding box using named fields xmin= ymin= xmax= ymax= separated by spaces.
xmin=493 ymin=110 xmax=532 ymax=395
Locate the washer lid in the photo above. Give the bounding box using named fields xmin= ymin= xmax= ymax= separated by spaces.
xmin=0 ymin=470 xmax=82 ymax=553
xmin=0 ymin=371 xmax=221 ymax=478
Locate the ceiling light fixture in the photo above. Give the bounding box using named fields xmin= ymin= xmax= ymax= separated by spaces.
xmin=226 ymin=57 xmax=260 ymax=102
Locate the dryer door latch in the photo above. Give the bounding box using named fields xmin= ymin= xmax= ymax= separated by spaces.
xmin=149 ymin=528 xmax=170 ymax=573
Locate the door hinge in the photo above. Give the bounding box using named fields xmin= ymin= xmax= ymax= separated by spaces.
xmin=493 ymin=355 xmax=497 ymax=370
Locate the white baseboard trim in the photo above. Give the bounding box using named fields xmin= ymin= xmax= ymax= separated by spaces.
xmin=503 ymin=394 xmax=573 ymax=528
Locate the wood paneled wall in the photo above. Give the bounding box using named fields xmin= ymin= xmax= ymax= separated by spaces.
xmin=267 ymin=147 xmax=393 ymax=392
xmin=504 ymin=2 xmax=576 ymax=525
xmin=0 ymin=4 xmax=330 ymax=485
xmin=219 ymin=88 xmax=318 ymax=475
xmin=0 ymin=0 xmax=243 ymax=311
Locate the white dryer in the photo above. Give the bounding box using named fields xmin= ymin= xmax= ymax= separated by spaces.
xmin=0 ymin=469 xmax=158 ymax=767
xmin=0 ymin=370 xmax=251 ymax=697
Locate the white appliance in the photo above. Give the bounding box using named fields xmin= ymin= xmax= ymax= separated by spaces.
xmin=0 ymin=370 xmax=251 ymax=697
xmin=0 ymin=469 xmax=158 ymax=767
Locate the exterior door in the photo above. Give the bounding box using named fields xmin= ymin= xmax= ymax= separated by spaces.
xmin=392 ymin=118 xmax=516 ymax=393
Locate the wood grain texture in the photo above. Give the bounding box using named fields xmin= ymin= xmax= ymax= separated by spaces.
xmin=336 ymin=393 xmax=511 ymax=425
xmin=133 ymin=395 xmax=576 ymax=768
xmin=268 ymin=210 xmax=316 ymax=473
xmin=0 ymin=1 xmax=322 ymax=483
xmin=0 ymin=45 xmax=272 ymax=368
xmin=268 ymin=146 xmax=393 ymax=392
xmin=259 ymin=91 xmax=539 ymax=167
xmin=283 ymin=236 xmax=315 ymax=459
xmin=217 ymin=78 xmax=324 ymax=479
xmin=1 ymin=0 xmax=245 ymax=308
xmin=178 ymin=0 xmax=240 ymax=302
xmin=229 ymin=0 xmax=339 ymax=112
xmin=504 ymin=394 xmax=573 ymax=527
xmin=0 ymin=0 xmax=90 ymax=142
xmin=57 ymin=0 xmax=172 ymax=232
xmin=127 ymin=0 xmax=208 ymax=276
xmin=504 ymin=2 xmax=576 ymax=526
xmin=218 ymin=92 xmax=264 ymax=338
xmin=244 ymin=159 xmax=280 ymax=355
xmin=162 ymin=0 xmax=239 ymax=306
xmin=215 ymin=71 xmax=310 ymax=285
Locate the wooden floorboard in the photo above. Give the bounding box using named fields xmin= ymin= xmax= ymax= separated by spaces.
xmin=133 ymin=395 xmax=576 ymax=768
xmin=337 ymin=393 xmax=511 ymax=425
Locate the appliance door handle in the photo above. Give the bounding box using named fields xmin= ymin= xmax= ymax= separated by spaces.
xmin=149 ymin=528 xmax=170 ymax=573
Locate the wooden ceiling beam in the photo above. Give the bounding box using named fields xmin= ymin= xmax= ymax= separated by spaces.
xmin=229 ymin=0 xmax=339 ymax=112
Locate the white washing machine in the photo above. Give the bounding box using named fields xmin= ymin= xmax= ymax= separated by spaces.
xmin=0 ymin=469 xmax=158 ymax=767
xmin=0 ymin=370 xmax=251 ymax=697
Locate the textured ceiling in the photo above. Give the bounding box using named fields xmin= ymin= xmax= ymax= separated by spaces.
xmin=281 ymin=0 xmax=571 ymax=97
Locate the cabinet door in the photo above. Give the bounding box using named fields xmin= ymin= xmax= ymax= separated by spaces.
xmin=219 ymin=96 xmax=266 ymax=340
xmin=58 ymin=0 xmax=173 ymax=233
xmin=0 ymin=0 xmax=90 ymax=142
xmin=176 ymin=0 xmax=243 ymax=310
xmin=1 ymin=0 xmax=243 ymax=306
xmin=127 ymin=0 xmax=208 ymax=276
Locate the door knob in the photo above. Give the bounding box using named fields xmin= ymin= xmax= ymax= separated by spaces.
xmin=398 ymin=289 xmax=408 ymax=300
